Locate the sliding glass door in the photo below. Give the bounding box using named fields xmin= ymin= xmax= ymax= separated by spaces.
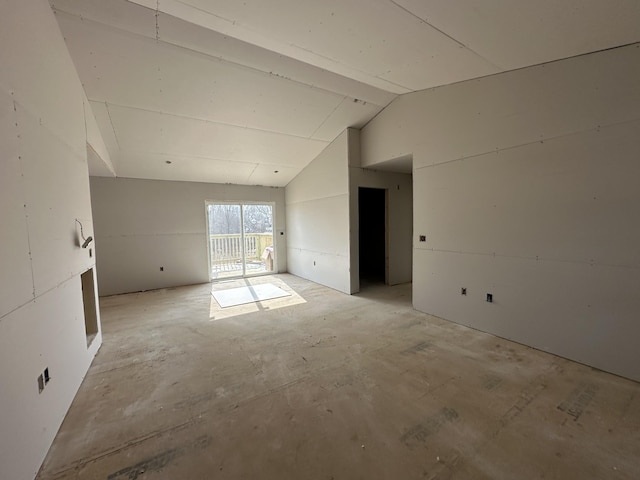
xmin=206 ymin=202 xmax=275 ymax=279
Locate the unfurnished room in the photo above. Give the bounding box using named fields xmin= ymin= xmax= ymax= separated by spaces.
xmin=1 ymin=1 xmax=640 ymax=479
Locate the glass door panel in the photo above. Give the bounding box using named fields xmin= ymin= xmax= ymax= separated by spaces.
xmin=207 ymin=203 xmax=275 ymax=280
xmin=242 ymin=204 xmax=274 ymax=277
xmin=208 ymin=204 xmax=243 ymax=279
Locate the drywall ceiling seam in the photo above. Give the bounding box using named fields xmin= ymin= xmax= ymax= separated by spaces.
xmin=245 ymin=163 xmax=261 ymax=183
xmin=104 ymin=102 xmax=121 ymax=151
xmin=101 ymin=102 xmax=336 ymax=143
xmin=125 ymin=0 xmax=411 ymax=94
xmin=388 ymin=0 xmax=502 ymax=71
xmin=371 ymin=75 xmax=417 ymax=93
xmin=54 ymin=8 xmax=389 ymax=109
xmin=392 ymin=41 xmax=640 ymax=102
xmin=308 ymin=96 xmax=347 ymax=140
xmin=286 ymin=40 xmax=413 ymax=94
xmin=114 ymin=149 xmax=319 ymax=168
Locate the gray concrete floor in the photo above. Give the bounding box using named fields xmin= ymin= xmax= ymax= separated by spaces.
xmin=38 ymin=274 xmax=639 ymax=479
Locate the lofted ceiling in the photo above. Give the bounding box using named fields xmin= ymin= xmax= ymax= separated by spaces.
xmin=50 ymin=0 xmax=640 ymax=186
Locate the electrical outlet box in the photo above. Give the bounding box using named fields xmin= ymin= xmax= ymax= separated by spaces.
xmin=461 ymin=287 xmax=467 ymax=295
xmin=419 ymin=235 xmax=426 ymax=242
xmin=486 ymin=293 xmax=493 ymax=303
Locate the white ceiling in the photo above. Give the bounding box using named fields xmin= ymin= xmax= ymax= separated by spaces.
xmin=50 ymin=0 xmax=640 ymax=185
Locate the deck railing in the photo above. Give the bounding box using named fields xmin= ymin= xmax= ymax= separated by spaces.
xmin=209 ymin=233 xmax=273 ymax=275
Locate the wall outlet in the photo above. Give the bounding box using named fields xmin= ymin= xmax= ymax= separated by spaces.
xmin=486 ymin=293 xmax=493 ymax=303
xmin=38 ymin=367 xmax=51 ymax=393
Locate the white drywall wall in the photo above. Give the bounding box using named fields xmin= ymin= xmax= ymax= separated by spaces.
xmin=0 ymin=1 xmax=103 ymax=479
xmin=361 ymin=43 xmax=640 ymax=381
xmin=348 ymin=130 xmax=413 ymax=293
xmin=90 ymin=177 xmax=286 ymax=296
xmin=285 ymin=130 xmax=351 ymax=293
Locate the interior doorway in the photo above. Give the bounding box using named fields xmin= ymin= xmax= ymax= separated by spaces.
xmin=206 ymin=202 xmax=275 ymax=280
xmin=358 ymin=187 xmax=387 ymax=285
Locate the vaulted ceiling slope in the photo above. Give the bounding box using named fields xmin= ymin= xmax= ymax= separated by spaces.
xmin=50 ymin=0 xmax=640 ymax=186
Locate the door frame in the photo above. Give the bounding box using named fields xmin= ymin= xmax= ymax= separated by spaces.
xmin=357 ymin=186 xmax=389 ymax=286
xmin=205 ymin=200 xmax=277 ymax=281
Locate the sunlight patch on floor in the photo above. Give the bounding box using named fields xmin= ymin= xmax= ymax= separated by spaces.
xmin=212 ymin=283 xmax=291 ymax=308
xmin=209 ymin=276 xmax=306 ymax=320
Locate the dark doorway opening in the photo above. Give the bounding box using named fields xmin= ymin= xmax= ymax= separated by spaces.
xmin=359 ymin=187 xmax=387 ymax=285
